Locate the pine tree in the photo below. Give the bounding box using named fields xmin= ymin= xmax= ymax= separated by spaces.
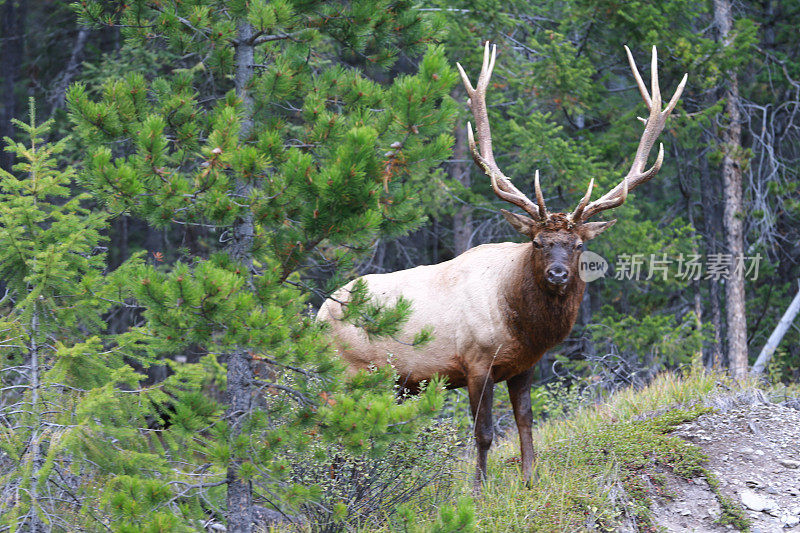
xmin=0 ymin=101 xmax=233 ymax=533
xmin=0 ymin=101 xmax=152 ymax=530
xmin=68 ymin=1 xmax=456 ymax=529
xmin=0 ymin=100 xmax=112 ymax=530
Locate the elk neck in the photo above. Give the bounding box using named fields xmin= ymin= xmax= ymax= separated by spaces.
xmin=501 ymin=243 xmax=586 ymax=357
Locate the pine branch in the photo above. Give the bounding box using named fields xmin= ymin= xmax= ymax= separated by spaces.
xmin=250 ymin=31 xmax=304 ymax=46
xmin=253 ymin=378 xmax=312 ymax=405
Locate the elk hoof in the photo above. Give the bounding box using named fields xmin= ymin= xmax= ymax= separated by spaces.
xmin=472 ymin=472 xmax=487 ymax=496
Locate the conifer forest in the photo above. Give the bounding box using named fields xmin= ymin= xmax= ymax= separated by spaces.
xmin=1 ymin=1 xmax=799 ymax=532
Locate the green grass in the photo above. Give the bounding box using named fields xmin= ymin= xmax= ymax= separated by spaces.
xmin=409 ymin=368 xmax=761 ymax=532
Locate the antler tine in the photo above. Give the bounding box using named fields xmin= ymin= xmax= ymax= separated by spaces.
xmin=665 ymin=73 xmax=688 ymax=115
xmin=651 ymin=45 xmax=661 ymax=107
xmin=582 ymin=142 xmax=664 ymax=220
xmin=579 ymin=175 xmax=631 ymax=219
xmin=456 ymin=63 xmax=475 ymax=94
xmin=466 ymin=123 xmax=542 ymax=218
xmin=568 ymin=177 xmax=594 ymax=222
xmin=534 ymin=170 xmax=547 ymax=217
xmin=624 ymin=45 xmax=651 ymax=109
xmin=458 ymin=42 xmax=545 ymax=220
xmin=480 ymin=41 xmax=496 ymax=89
xmin=577 ymin=46 xmax=686 ymax=222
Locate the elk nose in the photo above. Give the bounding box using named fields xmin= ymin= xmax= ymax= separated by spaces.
xmin=546 ymin=265 xmax=569 ymax=285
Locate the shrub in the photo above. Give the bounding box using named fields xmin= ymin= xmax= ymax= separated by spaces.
xmin=289 ymin=421 xmax=461 ymax=532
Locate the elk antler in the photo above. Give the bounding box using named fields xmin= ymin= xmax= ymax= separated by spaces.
xmin=569 ymin=46 xmax=688 ymax=223
xmin=457 ymin=42 xmax=545 ymax=221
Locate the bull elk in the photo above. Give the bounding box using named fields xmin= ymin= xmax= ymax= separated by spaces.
xmin=317 ymin=43 xmax=687 ymax=487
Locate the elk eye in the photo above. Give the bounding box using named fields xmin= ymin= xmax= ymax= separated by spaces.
xmin=532 ymin=240 xmax=543 ymax=248
xmin=575 ymin=242 xmax=584 ymax=250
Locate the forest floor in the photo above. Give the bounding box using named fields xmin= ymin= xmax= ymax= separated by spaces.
xmin=652 ymin=391 xmax=800 ymax=533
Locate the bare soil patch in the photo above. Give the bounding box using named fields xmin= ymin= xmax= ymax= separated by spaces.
xmin=652 ymin=391 xmax=800 ymax=532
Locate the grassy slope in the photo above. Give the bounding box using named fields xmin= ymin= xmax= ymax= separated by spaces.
xmin=433 ymin=369 xmax=761 ymax=532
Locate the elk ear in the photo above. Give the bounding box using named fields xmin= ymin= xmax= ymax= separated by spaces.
xmin=579 ymin=219 xmax=616 ymax=240
xmin=501 ymin=209 xmax=537 ymax=236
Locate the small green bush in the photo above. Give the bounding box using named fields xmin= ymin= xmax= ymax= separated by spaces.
xmin=289 ymin=421 xmax=461 ymax=532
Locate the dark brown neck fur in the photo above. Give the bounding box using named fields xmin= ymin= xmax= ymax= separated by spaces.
xmin=502 ymin=244 xmax=585 ymax=360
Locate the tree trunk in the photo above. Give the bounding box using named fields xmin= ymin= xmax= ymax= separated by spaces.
xmin=225 ymin=20 xmax=256 ymax=533
xmin=684 ymin=182 xmax=705 ymax=365
xmin=714 ymin=0 xmax=749 ymax=379
xmin=451 ymin=124 xmax=472 ymax=255
xmin=0 ymin=0 xmax=26 ymax=172
xmin=48 ymin=27 xmax=89 ymax=113
xmin=26 ymin=308 xmax=44 ymax=533
xmin=700 ymin=133 xmax=724 ymax=368
xmin=751 ymin=280 xmax=800 ymax=375
xmin=431 ymin=218 xmax=439 ymax=264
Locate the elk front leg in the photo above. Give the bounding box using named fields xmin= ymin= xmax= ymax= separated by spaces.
xmin=467 ymin=371 xmax=495 ymax=491
xmin=507 ymin=368 xmax=535 ymax=483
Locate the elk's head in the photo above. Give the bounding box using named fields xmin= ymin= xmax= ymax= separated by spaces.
xmin=457 ymin=43 xmax=686 ymax=293
xmin=500 ymin=210 xmax=614 ymax=293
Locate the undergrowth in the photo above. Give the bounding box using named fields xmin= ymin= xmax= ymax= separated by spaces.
xmin=471 ymin=405 xmax=714 ymax=531
xmin=399 ymin=368 xmax=759 ymax=532
xmin=289 ymin=421 xmax=462 ymax=532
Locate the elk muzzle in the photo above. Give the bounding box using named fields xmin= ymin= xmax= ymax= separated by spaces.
xmin=545 ymin=264 xmax=570 ymax=286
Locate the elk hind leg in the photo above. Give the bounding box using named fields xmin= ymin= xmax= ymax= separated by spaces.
xmin=507 ymin=368 xmax=536 ymax=484
xmin=467 ymin=371 xmax=495 ymax=491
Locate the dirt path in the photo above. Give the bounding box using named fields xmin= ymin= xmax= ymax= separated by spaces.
xmin=651 ymin=391 xmax=800 ymax=532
